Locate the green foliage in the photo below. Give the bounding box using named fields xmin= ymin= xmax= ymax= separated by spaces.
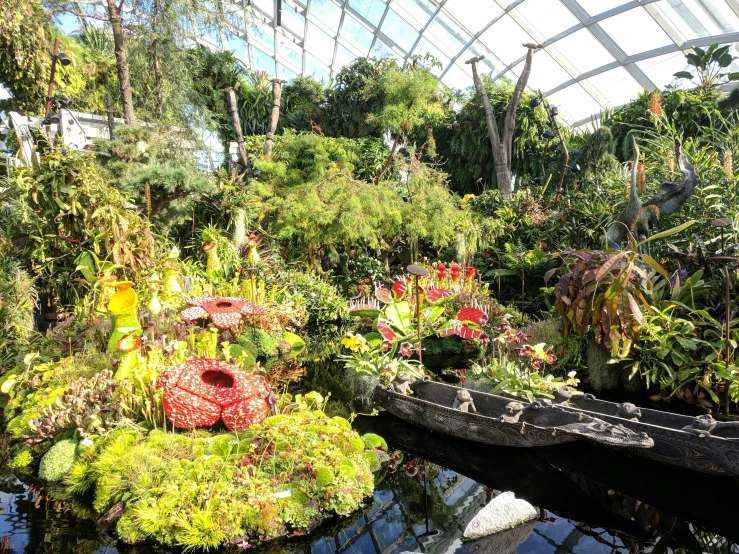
xmin=94 ymin=125 xmax=217 ymax=229
xmin=239 ymin=327 xmax=280 ymax=358
xmin=249 ymin=133 xmax=463 ymax=268
xmin=605 ymin=88 xmax=722 ymax=160
xmin=0 ymin=246 xmax=38 ymax=370
xmin=464 ymin=316 xmax=572 ymax=402
xmin=369 ymin=61 xmax=447 ymax=139
xmin=323 ymin=58 xmax=394 ymax=138
xmin=674 ymin=43 xmax=739 ymax=91
xmin=554 ymin=249 xmax=653 ymax=359
xmin=11 ymin=448 xmax=33 ymax=469
xmin=0 ymin=0 xmax=52 ymax=113
xmin=6 ymin=149 xmax=155 ymax=307
xmin=39 ymin=438 xmax=79 ymax=482
xmin=53 ymin=404 xmax=376 ymax=550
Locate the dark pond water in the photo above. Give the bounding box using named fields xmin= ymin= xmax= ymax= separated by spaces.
xmin=0 ymin=412 xmax=738 ymax=554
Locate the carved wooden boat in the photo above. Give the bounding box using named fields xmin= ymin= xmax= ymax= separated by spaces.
xmin=566 ymin=392 xmax=739 ymax=475
xmin=373 ymin=379 xmax=653 ymax=449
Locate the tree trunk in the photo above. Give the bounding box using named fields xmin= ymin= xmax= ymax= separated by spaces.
xmin=223 ymin=86 xmax=248 ymax=167
xmin=264 ymin=79 xmax=286 ymax=157
xmin=503 ymin=47 xmax=536 ymax=169
xmin=466 ymin=46 xmax=538 ymax=201
xmin=151 ymin=0 xmax=163 ymax=119
xmin=375 ymin=133 xmax=400 ymax=185
xmin=106 ymin=0 xmax=136 ymax=125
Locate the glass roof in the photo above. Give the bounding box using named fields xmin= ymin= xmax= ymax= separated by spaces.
xmin=209 ymin=0 xmax=739 ymax=127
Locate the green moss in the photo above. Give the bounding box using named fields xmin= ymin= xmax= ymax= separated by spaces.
xmin=9 ymin=396 xmax=375 ymax=551
xmin=280 ymin=489 xmax=317 ymax=529
xmin=348 ymin=436 xmax=365 ymax=453
xmin=315 ymin=466 xmax=335 ymax=486
xmin=39 ymin=439 xmax=79 ymax=482
xmin=361 ymin=433 xmax=387 ymax=451
xmin=240 ymin=328 xmax=280 ymax=357
xmin=363 ymin=451 xmax=381 ymax=472
xmin=331 ymin=416 xmax=351 ymax=429
xmin=10 ymin=448 xmax=33 ymax=469
xmin=204 ymin=434 xmax=237 ymax=457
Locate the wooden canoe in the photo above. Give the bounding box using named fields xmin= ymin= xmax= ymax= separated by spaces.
xmin=373 ymin=378 xmax=654 ymax=449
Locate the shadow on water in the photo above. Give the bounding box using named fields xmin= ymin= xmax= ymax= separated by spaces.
xmin=1 ymin=413 xmax=738 ymax=553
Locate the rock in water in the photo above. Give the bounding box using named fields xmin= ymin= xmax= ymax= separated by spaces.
xmin=463 ymin=491 xmax=537 ymax=540
xmin=465 ymin=520 xmax=536 ymax=554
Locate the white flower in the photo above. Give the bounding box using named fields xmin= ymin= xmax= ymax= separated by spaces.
xmin=203 ymin=455 xmax=212 ymax=460
xmin=81 ymin=438 xmax=94 ymax=447
xmin=568 ymin=371 xmax=577 ymax=378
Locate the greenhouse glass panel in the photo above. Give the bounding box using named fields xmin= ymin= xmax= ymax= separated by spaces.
xmin=441 ymin=62 xmax=472 ymax=90
xmin=281 ymin=1 xmax=305 ymax=36
xmin=335 ymin=43 xmax=358 ymax=70
xmin=349 ymin=0 xmax=387 ymax=27
xmin=426 ymin=10 xmax=468 ymax=53
xmin=479 ymin=15 xmax=535 ymax=66
xmin=442 ymin=0 xmax=502 ymax=35
xmin=380 ymin=8 xmax=419 ymax=52
xmin=306 ymin=54 xmax=331 ymax=82
xmin=372 ymin=38 xmax=404 ymax=63
xmin=636 ymin=51 xmax=691 ymax=89
xmin=341 ymin=12 xmax=375 ymax=54
xmin=576 ymin=0 xmax=632 ymax=16
xmin=204 ymin=0 xmax=739 ymax=123
xmin=252 ymin=0 xmax=273 ymax=17
xmin=310 ymin=0 xmax=343 ymax=32
xmin=251 ymin=20 xmax=275 ymax=54
xmin=513 ymin=0 xmax=579 ymax=40
xmin=412 ymin=36 xmax=450 ymax=74
xmin=392 ymin=0 xmax=436 ymax=29
xmin=547 ymin=82 xmax=603 ymax=123
xmin=550 ymin=28 xmax=615 ymax=75
xmin=584 ymin=66 xmax=644 ymax=107
xmin=252 ymin=46 xmax=276 ymax=74
xmin=598 ymin=8 xmax=674 ymax=56
xmin=657 ymin=0 xmax=739 ymax=38
xmin=511 ymin=50 xmax=571 ymax=93
xmin=278 ymin=35 xmax=303 ymax=70
xmin=278 ymin=64 xmax=300 ymax=80
xmin=306 ymin=22 xmax=335 ymax=65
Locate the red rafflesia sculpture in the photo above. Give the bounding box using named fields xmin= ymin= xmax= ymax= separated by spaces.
xmin=157 ymin=358 xmax=274 ymax=431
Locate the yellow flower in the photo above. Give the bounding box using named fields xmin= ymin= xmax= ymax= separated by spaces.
xmin=532 ymin=343 xmax=548 ymax=361
xmin=107 ymin=281 xmax=138 ymax=316
xmin=566 ymin=371 xmax=580 ymax=387
xmin=341 ymin=333 xmax=368 ymax=353
xmin=460 ymin=193 xmax=476 ymax=210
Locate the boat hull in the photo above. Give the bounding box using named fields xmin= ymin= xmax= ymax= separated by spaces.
xmin=373 ymin=386 xmax=576 ymax=447
xmin=568 ymin=394 xmax=739 ymax=475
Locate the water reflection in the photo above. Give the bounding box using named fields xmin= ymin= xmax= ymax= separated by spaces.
xmin=0 ymin=413 xmax=738 ymax=553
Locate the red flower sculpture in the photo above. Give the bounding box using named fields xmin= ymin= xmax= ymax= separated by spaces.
xmin=181 ymin=293 xmax=265 ymax=329
xmin=436 ymin=262 xmax=447 ymax=283
xmin=450 ymin=262 xmax=461 ymax=284
xmin=157 ymin=358 xmax=274 ymax=431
